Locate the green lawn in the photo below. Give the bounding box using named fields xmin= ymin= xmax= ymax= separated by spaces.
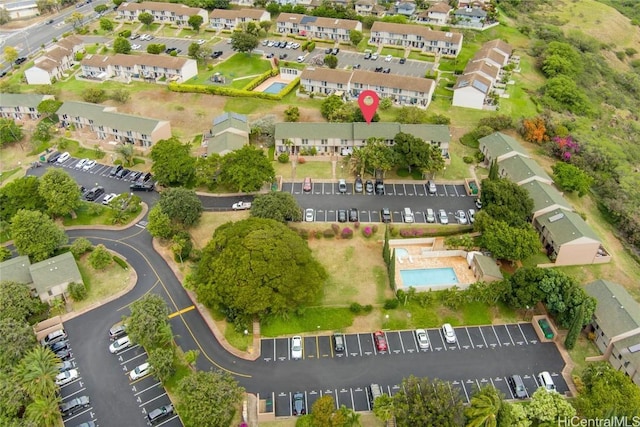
xmin=274 ymin=160 xmax=334 ymax=180
xmin=56 ymin=138 xmax=106 ymax=161
xmin=261 ymin=307 xmax=355 ymax=336
xmin=187 ymin=53 xmax=272 ymax=87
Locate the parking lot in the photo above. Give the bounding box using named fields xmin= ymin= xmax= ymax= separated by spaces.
xmin=259 ymin=323 xmax=569 ymax=416
xmin=283 ymin=181 xmax=478 ymax=223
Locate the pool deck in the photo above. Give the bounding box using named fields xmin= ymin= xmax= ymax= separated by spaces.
xmin=254 ymin=76 xmax=291 ymax=93
xmin=392 ymin=242 xmax=476 ymax=291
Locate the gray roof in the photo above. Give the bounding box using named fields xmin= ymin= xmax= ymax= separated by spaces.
xmin=399 ymin=124 xmax=450 ymax=144
xmin=585 ymin=280 xmax=640 ymax=337
xmin=0 ymin=93 xmax=50 ymax=109
xmin=211 ymin=112 xmax=249 ymax=134
xmin=275 ymin=122 xmax=450 ymax=143
xmin=534 ymin=209 xmax=600 ymax=245
xmin=275 ymin=122 xmax=356 ymax=140
xmin=498 ymin=155 xmax=552 ymax=183
xmin=454 ymin=7 xmax=487 ymax=17
xmin=0 ymin=255 xmax=33 ymax=284
xmin=521 ymin=180 xmax=572 ymax=214
xmin=479 ymin=132 xmax=528 ymax=159
xmin=29 ymin=252 xmax=82 ymax=295
xmin=208 ymin=132 xmax=247 ymax=156
xmin=57 ymin=101 xmax=166 ymax=135
xmin=474 ymin=254 xmax=503 ymax=280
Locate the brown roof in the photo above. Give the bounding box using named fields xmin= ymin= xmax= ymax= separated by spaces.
xmin=472 ymin=47 xmax=507 ymax=66
xmin=370 ymin=21 xmax=463 ymax=44
xmin=463 ymin=60 xmax=499 ymax=80
xmin=352 ymin=70 xmax=434 ymax=93
xmin=300 ymin=67 xmax=352 ymax=84
xmin=482 ymin=39 xmax=513 ymax=56
xmin=33 ymin=57 xmax=59 ymax=72
xmin=277 ymin=12 xmax=304 ymax=24
xmin=276 ymin=13 xmax=359 ymax=30
xmin=81 ymin=53 xmax=190 ymax=70
xmin=209 ymin=8 xmax=266 ymax=19
xmin=118 ymin=1 xmax=203 ymax=16
xmin=453 ymin=73 xmax=492 ymax=93
xmin=57 ymin=35 xmax=83 ymax=50
xmin=428 ymin=2 xmax=451 ymax=13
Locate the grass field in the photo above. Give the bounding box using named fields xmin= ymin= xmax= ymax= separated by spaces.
xmin=73 ymin=253 xmax=133 ymax=312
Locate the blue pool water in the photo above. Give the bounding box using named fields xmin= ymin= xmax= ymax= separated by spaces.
xmin=263 ymin=82 xmax=286 ymax=94
xmin=400 ymin=268 xmax=460 ymax=288
xmin=395 ymin=248 xmax=409 ymax=258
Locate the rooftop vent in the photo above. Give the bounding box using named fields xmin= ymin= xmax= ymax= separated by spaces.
xmin=548 ymin=213 xmax=565 ymax=223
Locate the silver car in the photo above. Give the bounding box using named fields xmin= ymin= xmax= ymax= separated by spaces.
xmin=438 ymin=209 xmax=449 ymax=224
xmin=305 ymin=208 xmax=314 ymax=222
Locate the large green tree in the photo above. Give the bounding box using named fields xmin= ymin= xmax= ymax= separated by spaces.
xmin=188 ymin=15 xmax=203 ymax=32
xmin=551 ymin=162 xmax=593 ymax=197
xmin=393 ymin=132 xmax=444 ymax=175
xmin=525 ymin=387 xmax=575 ymax=424
xmin=250 ymin=192 xmax=302 ymax=223
xmin=576 ymin=362 xmax=640 ymax=418
xmin=230 ymin=31 xmax=259 ymax=53
xmin=392 ymin=376 xmax=465 ymax=426
xmin=540 ymin=42 xmax=583 ymax=78
xmin=0 ymin=281 xmax=40 ymax=322
xmin=157 ymin=187 xmax=203 ymax=228
xmin=480 ymin=220 xmax=541 ymax=263
xmin=15 ymin=346 xmax=59 ymax=400
xmin=138 ymin=11 xmax=154 ymax=27
xmin=349 ymin=29 xmax=363 ymax=45
xmin=191 ymin=218 xmax=326 ymax=325
xmin=113 ymin=36 xmax=132 ymax=54
xmin=24 ymin=396 xmax=60 ymax=427
xmin=0 ymin=118 xmax=23 ymax=146
xmin=480 ymin=178 xmax=534 ymax=228
xmin=0 ymin=370 xmax=29 ymax=421
xmin=147 ymin=205 xmax=175 ymax=239
xmin=176 ymin=371 xmax=244 ymax=427
xmin=99 ymin=17 xmax=113 ymax=32
xmin=0 ymin=318 xmax=37 ymax=366
xmin=126 ymin=294 xmax=172 ymax=349
xmin=150 ymin=137 xmax=196 ymax=186
xmin=194 ymin=153 xmax=221 ymax=190
xmin=0 ymin=176 xmax=46 ymax=222
xmin=38 ymin=168 xmax=81 ymax=217
xmin=36 ymin=99 xmax=62 ymax=119
xmin=147 ymin=347 xmax=175 ymax=383
xmin=10 ymin=210 xmax=67 ymax=262
xmin=219 ymin=145 xmax=275 ymax=192
xmin=464 ymin=385 xmax=504 ymax=427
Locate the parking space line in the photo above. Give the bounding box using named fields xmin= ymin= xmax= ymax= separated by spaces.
xmin=139 ymin=392 xmax=167 ymax=407
xmin=478 ymin=328 xmax=488 ymax=347
xmin=397 ymin=332 xmax=405 ymax=354
xmin=504 ymin=325 xmax=515 ymax=346
xmin=438 ymin=330 xmax=447 ymax=350
xmin=465 ymin=328 xmax=475 ymax=349
xmin=460 ymin=380 xmax=470 ymax=403
xmin=316 ymin=336 xmax=320 ymax=359
xmin=491 ymin=326 xmax=502 ymax=347
xmin=453 ymin=186 xmax=460 ymax=196
xmin=505 ymin=377 xmax=515 ymax=399
xmin=517 ymin=324 xmax=529 ymax=345
xmin=444 ymin=186 xmax=448 ymax=196
xmin=272 ymin=338 xmax=276 ymax=362
xmin=357 ymin=334 xmax=363 ymax=356
xmin=63 ymin=387 xmax=87 ymax=399
xmin=134 ymin=382 xmax=162 ymax=396
xmin=120 ymin=351 xmax=146 ymax=365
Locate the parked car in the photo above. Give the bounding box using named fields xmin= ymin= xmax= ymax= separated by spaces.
xmin=130 ymin=182 xmax=154 ymax=191
xmin=57 ymin=152 xmax=70 ymax=163
xmin=403 ymin=207 xmax=414 ymax=223
xmin=41 ymin=328 xmax=67 ymax=346
xmin=128 ymin=171 xmax=142 ymax=181
xmin=109 ymin=336 xmax=131 ymax=354
xmin=109 ymin=164 xmax=123 ymax=176
xmin=196 ymin=39 xmax=205 ymax=45
xmin=265 ymin=53 xmax=274 ymax=58
xmin=102 ymin=193 xmax=117 ymax=205
xmin=303 ymin=177 xmax=312 ymax=192
xmin=365 ymin=180 xmax=374 ymax=194
xmin=467 ymin=209 xmax=476 ymax=224
xmin=415 ymin=329 xmax=429 ymax=349
xmin=60 ymin=396 xmax=90 ymax=416
xmin=279 ymin=53 xmax=287 ymax=60
xmin=538 ymin=371 xmax=556 ymax=392
xmin=455 ymin=210 xmax=468 ymax=224
xmin=349 ymin=208 xmax=358 ymax=222
xmin=385 ymin=54 xmax=392 ymax=62
xmin=130 ymin=33 xmax=140 ymax=40
xmin=333 ymin=333 xmax=345 ymax=353
xmin=508 ymin=374 xmax=528 ymax=399
xmin=74 ymin=158 xmax=88 ymax=169
xmin=399 ymin=57 xmax=406 ymax=64
xmin=211 ymin=51 xmax=223 ymax=59
xmin=82 ymin=159 xmax=96 ymax=170
xmin=141 ymin=172 xmax=153 ymax=182
xmin=332 ymin=47 xmax=339 ymax=55
xmin=381 ymin=207 xmax=391 ymax=223
xmin=46 ymin=19 xmax=54 ymax=24
xmin=338 ymin=179 xmax=347 ymax=193
xmin=84 ymin=186 xmax=105 ymax=202
xmin=426 ymin=208 xmax=436 ymax=223
xmin=232 ymin=201 xmax=252 ymax=210
xmin=57 ymin=361 xmax=74 ymax=373
xmin=109 ymin=322 xmax=127 ymax=340
xmin=115 ymin=168 xmax=130 ymax=179
xmin=55 ymin=369 xmax=78 ymax=386
xmin=354 ymin=176 xmax=363 ymax=193
xmin=475 ymin=198 xmax=482 ymax=209
xmin=292 ymin=392 xmax=306 ymax=416
xmin=50 ymin=340 xmax=70 ymax=353
xmin=291 ymin=336 xmax=303 ymax=359
xmin=305 ymin=208 xmax=314 ymax=222
xmin=338 ymin=209 xmax=347 ymax=223
xmin=14 ymin=57 xmax=27 ymax=65
xmin=147 ymin=404 xmax=174 ymax=424
xmin=297 ymin=55 xmax=305 ymax=63
xmin=538 ymin=318 xmax=554 ymax=339
xmin=374 ymin=66 xmax=383 ymax=72
xmin=442 ymin=323 xmax=457 ymax=344
xmin=371 ymin=53 xmax=379 ymax=60
xmin=364 ymin=51 xmax=372 ymax=60
xmin=55 ymin=348 xmax=72 ymax=360
xmin=373 ymin=330 xmax=387 ymax=351
xmin=131 ymin=44 xmax=141 ymax=50
xmin=382 ymin=68 xmax=391 ymax=73
xmin=438 ymin=209 xmax=449 ymax=224
xmin=129 ymin=362 xmax=151 ymax=380
xmin=47 ymin=151 xmax=61 ymax=163
xmin=375 ymin=180 xmax=384 ymax=195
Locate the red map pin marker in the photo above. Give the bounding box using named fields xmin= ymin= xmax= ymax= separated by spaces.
xmin=358 ymin=90 xmax=379 ymax=124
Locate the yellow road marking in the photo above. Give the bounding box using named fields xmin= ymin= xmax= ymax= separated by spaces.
xmin=168 ymin=305 xmax=195 ymax=318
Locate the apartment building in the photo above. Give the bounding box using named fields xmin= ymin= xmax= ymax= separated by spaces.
xmin=0 ymin=93 xmax=54 ymax=121
xmin=80 ymin=53 xmax=197 ymax=83
xmin=369 ymin=21 xmax=463 ymax=57
xmin=24 ymin=35 xmax=84 ymax=85
xmin=116 ymin=1 xmax=208 ymax=26
xmin=276 ymin=13 xmax=362 ymax=42
xmin=209 ymin=9 xmax=270 ymax=31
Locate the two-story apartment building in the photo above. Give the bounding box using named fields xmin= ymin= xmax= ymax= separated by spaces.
xmin=80 ymin=54 xmax=197 ymax=83
xmin=57 ymin=101 xmax=171 ymax=148
xmin=416 ymin=2 xmax=452 ymax=25
xmin=209 ymin=9 xmax=270 ymax=31
xmin=452 ymin=39 xmax=512 ymax=109
xmin=24 ymin=35 xmax=84 ymax=85
xmin=116 ymin=1 xmax=208 ymax=26
xmin=453 ymin=6 xmax=487 ymax=28
xmin=275 ymin=122 xmax=450 ymax=158
xmin=584 ymin=279 xmax=640 ymax=386
xmin=0 ymin=94 xmax=54 ymax=121
xmin=355 ymin=0 xmax=386 ymax=17
xmin=369 ymin=22 xmax=463 ymax=57
xmin=299 ymin=67 xmax=435 ymax=108
xmin=276 ymin=13 xmax=362 ymax=42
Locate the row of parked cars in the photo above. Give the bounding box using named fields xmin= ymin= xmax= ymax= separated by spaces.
xmin=262 ymin=40 xmax=301 ymax=49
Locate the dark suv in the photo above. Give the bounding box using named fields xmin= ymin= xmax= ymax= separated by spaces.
xmin=375 ymin=180 xmax=384 ymax=195
xmin=130 ymin=182 xmax=154 ymax=192
xmin=109 ymin=165 xmax=123 ymax=176
xmin=381 ymin=207 xmax=391 ymax=223
xmin=147 ymin=404 xmax=174 ymax=424
xmin=292 ymin=392 xmax=306 ymax=416
xmin=60 ymin=396 xmax=90 ymax=416
xmin=84 ymin=186 xmax=105 ymax=201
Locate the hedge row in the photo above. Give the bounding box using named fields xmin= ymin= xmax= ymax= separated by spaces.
xmin=168 ymin=77 xmax=300 ymax=101
xmin=241 ymin=68 xmax=279 ymax=91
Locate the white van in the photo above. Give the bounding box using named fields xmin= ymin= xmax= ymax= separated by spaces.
xmin=537 ymin=371 xmax=556 ymax=392
xmin=403 ymin=207 xmax=414 ymax=223
xmin=426 ymin=208 xmax=436 ymax=223
xmin=428 ymin=180 xmax=437 ymax=194
xmin=368 ymin=383 xmax=383 ymax=408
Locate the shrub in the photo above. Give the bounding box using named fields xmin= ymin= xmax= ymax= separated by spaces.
xmin=341 ymin=227 xmax=353 ymax=239
xmin=70 ymin=237 xmax=93 ymax=258
xmin=384 ymin=298 xmax=399 ymax=309
xmin=463 ymin=156 xmax=474 ymax=164
xmin=314 ymin=230 xmax=323 ymax=239
xmin=323 ymin=228 xmax=335 ymax=238
xmin=389 ymin=226 xmax=399 ymax=237
xmin=298 ymin=228 xmax=309 ymax=240
xmin=68 ymin=282 xmax=88 ymax=301
xmin=331 ymin=223 xmax=340 ymax=234
xmin=88 ymin=244 xmax=113 ymax=270
xmin=298 ymin=156 xmax=306 ymax=164
xmin=349 ymin=302 xmax=363 ymax=313
xmin=474 ymin=151 xmax=485 ymax=162
xmin=277 ymin=153 xmax=289 ymax=163
xmin=113 ymin=256 xmax=128 ymax=270
xmin=362 ymin=226 xmax=373 ymax=238
xmin=363 ymin=304 xmax=373 ymax=313
xmin=372 ymin=224 xmax=378 ymax=234
xmin=354 ymin=221 xmax=360 ymax=229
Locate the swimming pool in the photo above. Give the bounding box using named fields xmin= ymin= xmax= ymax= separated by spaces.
xmin=400 ymin=268 xmax=460 ymax=288
xmin=262 ymin=82 xmax=286 ymax=94
xmin=395 ymin=248 xmax=409 ymax=258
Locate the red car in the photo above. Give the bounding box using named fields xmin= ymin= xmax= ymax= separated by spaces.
xmin=373 ymin=331 xmax=387 ymax=351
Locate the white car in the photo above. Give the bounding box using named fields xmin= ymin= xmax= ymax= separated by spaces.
xmin=305 ymin=208 xmax=314 ymax=222
xmin=75 ymin=158 xmax=88 ymax=168
xmin=385 ymin=54 xmax=393 ymax=62
xmin=371 ymin=53 xmax=379 ymax=60
xmin=131 ymin=44 xmax=141 ymax=50
xmin=291 ymin=336 xmax=303 ymax=359
xmin=267 ymin=40 xmax=275 ymax=47
xmin=82 ymin=159 xmax=96 ymax=170
xmin=442 ymin=323 xmax=457 ymax=344
xmin=102 ymin=193 xmax=118 ymax=205
xmin=55 ymin=369 xmax=79 ymax=386
xmin=415 ymin=329 xmax=429 ymax=349
xmin=438 ymin=209 xmax=449 ymax=224
xmin=291 ymin=42 xmax=300 ymax=49
xmin=109 ymin=336 xmax=131 ymax=353
xmin=467 ymin=209 xmax=476 ymax=224
xmin=129 ymin=362 xmax=151 ymax=380
xmin=455 ymin=210 xmax=468 ymax=224
xmin=196 ymin=39 xmax=205 ymax=45
xmin=57 ymin=152 xmax=70 ymax=163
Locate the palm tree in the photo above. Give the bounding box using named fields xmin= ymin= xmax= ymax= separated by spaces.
xmin=372 ymin=394 xmax=394 ymax=423
xmin=464 ymin=386 xmax=503 ymax=427
xmin=25 ymin=396 xmax=61 ymax=427
xmin=15 ymin=346 xmax=60 ymax=400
